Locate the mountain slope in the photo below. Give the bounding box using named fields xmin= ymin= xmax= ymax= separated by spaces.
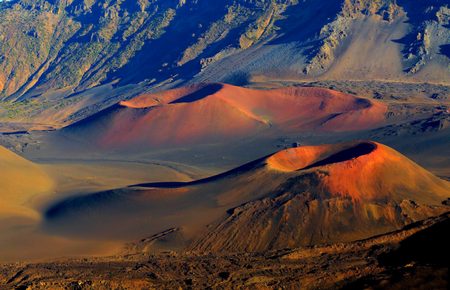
xmin=0 ymin=0 xmax=448 ymax=125
xmin=44 ymin=141 xmax=449 ymax=251
xmin=0 ymin=0 xmax=296 ymax=100
xmin=192 ymin=141 xmax=450 ymax=252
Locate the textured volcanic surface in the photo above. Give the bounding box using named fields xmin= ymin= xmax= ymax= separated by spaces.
xmin=267 ymin=141 xmax=449 ymax=202
xmin=1 ymin=213 xmax=449 ymax=290
xmin=0 ymin=146 xmax=53 ymax=219
xmin=62 ymin=83 xmax=387 ymax=150
xmin=44 ymin=141 xmax=449 ymax=252
xmin=192 ymin=142 xmax=450 ymax=252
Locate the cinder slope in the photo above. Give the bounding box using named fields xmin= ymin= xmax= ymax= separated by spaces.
xmin=192 ymin=141 xmax=449 ymax=252
xmin=266 ymin=142 xmax=449 ymax=202
xmin=194 ymin=142 xmax=450 ymax=251
xmin=0 ymin=146 xmax=53 ymax=219
xmin=44 ymin=141 xmax=449 ymax=252
xmin=63 ymin=84 xmax=386 ymax=150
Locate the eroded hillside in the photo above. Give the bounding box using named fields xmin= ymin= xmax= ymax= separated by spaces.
xmin=0 ymin=0 xmax=448 ymax=119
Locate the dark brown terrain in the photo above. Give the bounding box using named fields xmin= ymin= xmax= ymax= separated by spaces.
xmin=1 ymin=212 xmax=448 ymax=289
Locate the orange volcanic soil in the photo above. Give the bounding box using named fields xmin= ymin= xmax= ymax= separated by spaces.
xmin=65 ymin=83 xmax=387 ymax=149
xmin=267 ymin=141 xmax=450 ymax=203
xmin=191 ymin=141 xmax=450 ymax=251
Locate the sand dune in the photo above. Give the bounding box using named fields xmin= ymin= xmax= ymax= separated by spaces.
xmin=44 ymin=141 xmax=449 ymax=253
xmin=63 ymin=83 xmax=387 ymax=150
xmin=0 ymin=146 xmax=53 ymax=219
xmin=0 ymin=155 xmax=205 ymax=262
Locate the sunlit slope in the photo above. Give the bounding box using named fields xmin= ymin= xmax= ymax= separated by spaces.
xmin=63 ymin=84 xmax=387 ymax=150
xmin=0 ymin=146 xmax=53 ymax=219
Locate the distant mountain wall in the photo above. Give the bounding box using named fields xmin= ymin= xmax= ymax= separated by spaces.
xmin=0 ymin=0 xmax=448 ymax=100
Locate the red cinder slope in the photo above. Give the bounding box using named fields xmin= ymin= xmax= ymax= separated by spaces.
xmin=44 ymin=141 xmax=449 ymax=252
xmin=64 ymin=83 xmax=387 ymax=149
